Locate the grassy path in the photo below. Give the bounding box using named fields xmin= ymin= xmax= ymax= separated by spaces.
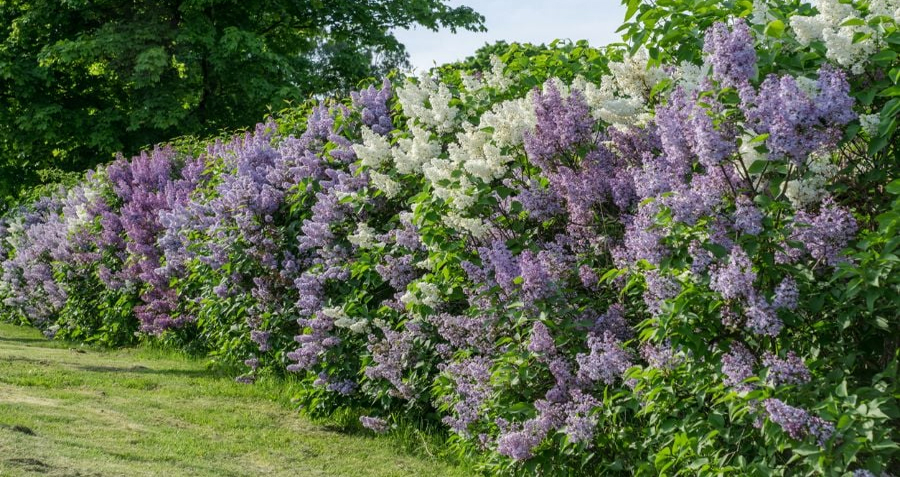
xmin=0 ymin=323 xmax=462 ymax=477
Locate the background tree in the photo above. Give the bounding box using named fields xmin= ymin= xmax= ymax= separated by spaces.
xmin=0 ymin=0 xmax=484 ymax=207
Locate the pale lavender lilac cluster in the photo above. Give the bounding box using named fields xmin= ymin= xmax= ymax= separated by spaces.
xmin=704 ymin=20 xmax=757 ymax=87
xmin=721 ymin=342 xmax=757 ymax=392
xmin=762 ymin=352 xmax=811 ymax=386
xmin=764 ymin=398 xmax=834 ymax=446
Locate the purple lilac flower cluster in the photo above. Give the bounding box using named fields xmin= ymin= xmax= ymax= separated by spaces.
xmin=704 ymin=20 xmax=757 ymax=87
xmin=764 ymin=398 xmax=834 ymax=446
xmin=741 ymin=67 xmax=856 ymax=165
xmin=784 ymin=197 xmax=858 ymax=266
xmin=762 ymin=352 xmax=811 ymax=386
xmin=721 ymin=342 xmax=757 ymax=392
xmin=106 ymin=147 xmax=203 ymax=333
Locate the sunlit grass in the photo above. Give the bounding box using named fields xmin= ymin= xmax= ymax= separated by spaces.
xmin=0 ymin=322 xmax=465 ymax=477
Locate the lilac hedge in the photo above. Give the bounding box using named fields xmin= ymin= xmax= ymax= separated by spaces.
xmin=1 ymin=1 xmax=898 ymax=474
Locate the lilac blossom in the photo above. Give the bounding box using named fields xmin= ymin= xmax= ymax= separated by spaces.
xmin=591 ymin=304 xmax=631 ymax=340
xmin=689 ymin=241 xmax=715 ymax=273
xmin=375 ymin=254 xmax=418 ymax=291
xmin=576 ymin=332 xmax=632 ymax=386
xmin=655 ymin=88 xmax=696 ymax=173
xmin=773 ymin=277 xmax=799 ymax=311
xmin=815 ymin=65 xmax=857 ymax=126
xmin=690 ymin=100 xmax=736 ymax=169
xmin=561 ymin=390 xmax=601 ymax=444
xmin=764 ymin=399 xmax=834 ymax=446
xmin=514 ymin=179 xmax=564 ymax=221
xmin=763 ymin=351 xmax=811 ymax=386
xmin=360 ymin=416 xmax=390 ymax=433
xmin=704 ymin=20 xmax=758 ymax=87
xmin=643 ymin=270 xmax=681 ymax=316
xmin=528 ymin=321 xmax=556 ymax=355
xmin=250 ymin=330 xmax=272 ymax=352
xmin=710 ymin=246 xmax=756 ymax=301
xmin=365 ymin=323 xmax=420 ymax=400
xmin=606 ymin=124 xmax=662 ymax=169
xmin=721 ymin=342 xmax=757 ymax=392
xmin=314 ymin=372 xmax=357 ymax=395
xmin=741 ymin=68 xmax=855 ymax=164
xmin=745 ymin=295 xmax=783 ymax=337
xmin=496 ymin=419 xmax=547 ymax=461
xmin=479 ymin=240 xmax=520 ymax=295
xmin=640 ymin=341 xmax=682 ymax=370
xmin=613 ymin=204 xmax=668 ymax=267
xmin=578 ymin=265 xmax=599 ymax=290
xmin=105 ymin=146 xmax=203 ymax=333
xmin=429 ymin=313 xmax=496 ymax=354
xmin=442 ymin=357 xmax=493 ymax=433
xmin=524 ymin=82 xmax=594 ymax=170
xmin=733 ymin=195 xmax=764 ymax=236
xmin=351 ymin=78 xmax=393 ymax=135
xmin=788 ymin=197 xmax=857 ymax=266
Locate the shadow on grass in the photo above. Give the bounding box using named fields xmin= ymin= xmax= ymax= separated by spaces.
xmin=1 ymin=353 xmax=220 ymax=379
xmin=0 ymin=336 xmax=51 ymax=345
xmin=73 ymin=364 xmax=223 ymax=379
xmin=0 ymin=355 xmax=53 ymax=366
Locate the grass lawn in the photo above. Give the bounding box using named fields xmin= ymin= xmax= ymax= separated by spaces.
xmin=0 ymin=323 xmax=464 ymax=476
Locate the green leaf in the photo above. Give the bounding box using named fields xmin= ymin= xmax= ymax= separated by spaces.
xmin=886 ymin=179 xmax=900 ymax=195
xmin=841 ymin=18 xmax=866 ymax=27
xmin=792 ymin=444 xmax=820 ymax=457
xmin=764 ymin=20 xmax=785 ymax=38
xmin=890 ymin=68 xmax=900 ymax=84
xmin=868 ymin=136 xmax=889 ymax=155
xmin=882 ymin=99 xmax=900 ymax=123
xmin=872 ymin=440 xmax=900 ymax=451
xmin=878 ymin=85 xmax=900 ymax=97
xmin=625 ymin=0 xmax=641 ymax=21
xmin=836 ymin=380 xmax=848 ymax=397
xmin=748 ymin=159 xmax=768 ymax=175
xmin=871 ymin=50 xmax=899 ymax=63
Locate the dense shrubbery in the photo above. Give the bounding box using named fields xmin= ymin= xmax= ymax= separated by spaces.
xmin=2 ymin=0 xmax=899 ymax=474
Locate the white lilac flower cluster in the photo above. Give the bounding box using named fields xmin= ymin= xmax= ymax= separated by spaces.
xmin=784 ymin=152 xmax=840 ymax=208
xmin=790 ymin=0 xmax=899 ymax=74
xmin=460 ymin=55 xmax=514 ymax=99
xmin=348 ymin=222 xmax=379 ymax=249
xmin=572 ymin=49 xmax=666 ymax=127
xmin=400 ymin=279 xmax=442 ymax=310
xmin=328 ymin=306 xmax=369 ymax=334
xmin=396 ymin=74 xmax=459 ymax=133
xmin=375 ymin=61 xmax=533 ymax=237
xmin=859 ymin=113 xmax=882 ymax=136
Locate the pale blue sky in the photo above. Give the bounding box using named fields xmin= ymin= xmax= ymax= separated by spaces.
xmin=394 ymin=0 xmax=626 ymax=71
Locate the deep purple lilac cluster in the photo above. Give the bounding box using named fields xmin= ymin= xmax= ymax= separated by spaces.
xmin=105 ymin=147 xmax=204 ymax=333
xmin=785 ymin=197 xmax=858 ymax=266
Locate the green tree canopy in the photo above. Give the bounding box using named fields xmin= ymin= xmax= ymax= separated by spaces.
xmin=0 ymin=0 xmax=484 ymax=206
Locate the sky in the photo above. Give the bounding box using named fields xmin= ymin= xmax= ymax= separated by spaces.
xmin=394 ymin=0 xmax=627 ymax=72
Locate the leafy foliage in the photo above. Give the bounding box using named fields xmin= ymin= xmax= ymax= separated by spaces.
xmin=0 ymin=0 xmax=484 ymax=207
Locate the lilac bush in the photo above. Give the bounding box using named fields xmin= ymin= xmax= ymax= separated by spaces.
xmin=1 ymin=2 xmax=898 ymax=474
